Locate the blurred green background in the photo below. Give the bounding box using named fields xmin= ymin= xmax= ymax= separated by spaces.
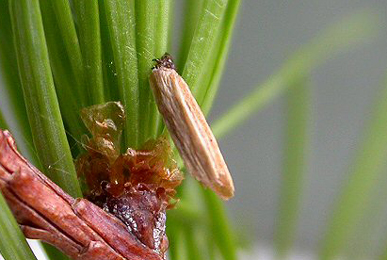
xmin=204 ymin=1 xmax=387 ymax=259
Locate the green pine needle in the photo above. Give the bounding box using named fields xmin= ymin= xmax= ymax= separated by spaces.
xmin=135 ymin=0 xmax=157 ymax=144
xmin=212 ymin=11 xmax=378 ymax=139
xmin=177 ymin=0 xmax=204 ymax=69
xmin=202 ymin=189 xmax=237 ymax=260
xmin=148 ymin=0 xmax=173 ymax=138
xmin=318 ymin=75 xmax=387 ymax=260
xmin=0 ymin=0 xmax=35 ymax=161
xmin=74 ymin=0 xmax=105 ymax=105
xmin=0 ymin=111 xmax=6 ymax=129
xmin=274 ymin=78 xmax=310 ymax=258
xmin=39 ymin=0 xmax=87 ymax=142
xmin=50 ymin=0 xmax=87 ymax=106
xmin=182 ymin=0 xmax=229 ymax=98
xmin=0 ymin=192 xmax=37 ymax=260
xmin=200 ymin=0 xmax=242 ymax=114
xmin=9 ymin=0 xmax=82 ymax=198
xmin=104 ymin=0 xmax=140 ymax=148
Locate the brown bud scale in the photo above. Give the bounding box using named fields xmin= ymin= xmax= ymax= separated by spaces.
xmin=0 ymin=128 xmax=173 ymax=260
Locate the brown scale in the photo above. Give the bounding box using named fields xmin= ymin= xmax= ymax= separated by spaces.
xmin=76 ymin=102 xmax=183 ymax=258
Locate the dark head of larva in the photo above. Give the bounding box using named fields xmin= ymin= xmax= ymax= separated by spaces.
xmin=152 ymin=53 xmax=176 ymax=71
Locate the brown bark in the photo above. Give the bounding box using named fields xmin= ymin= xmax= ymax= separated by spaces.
xmin=0 ymin=129 xmax=163 ymax=260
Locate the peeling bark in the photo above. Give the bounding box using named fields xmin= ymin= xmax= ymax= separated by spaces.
xmin=0 ymin=129 xmax=163 ymax=260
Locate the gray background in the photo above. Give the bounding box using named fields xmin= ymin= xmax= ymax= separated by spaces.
xmin=180 ymin=0 xmax=387 ymax=256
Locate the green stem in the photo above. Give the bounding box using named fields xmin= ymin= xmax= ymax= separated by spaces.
xmin=104 ymin=0 xmax=139 ymax=148
xmin=9 ymin=0 xmax=82 ymax=198
xmin=0 ymin=192 xmax=37 ymax=260
xmin=274 ymin=78 xmax=310 ymax=258
xmin=74 ymin=0 xmax=105 ymax=105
